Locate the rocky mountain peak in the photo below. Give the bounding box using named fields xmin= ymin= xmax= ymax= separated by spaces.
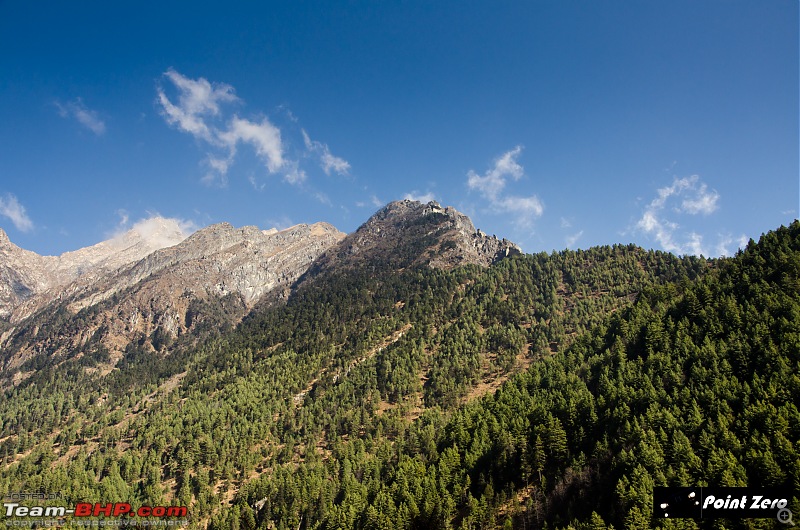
xmin=1 ymin=219 xmax=346 ymax=376
xmin=111 ymin=217 xmax=188 ymax=249
xmin=58 ymin=217 xmax=190 ymax=278
xmin=304 ymin=200 xmax=521 ymax=277
xmin=0 ymin=202 xmax=513 ymax=380
xmin=0 ymin=218 xmax=191 ymax=319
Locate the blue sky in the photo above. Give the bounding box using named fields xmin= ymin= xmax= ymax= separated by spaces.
xmin=0 ymin=1 xmax=797 ymax=257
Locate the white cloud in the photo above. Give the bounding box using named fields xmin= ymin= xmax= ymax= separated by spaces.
xmin=207 ymin=156 xmax=231 ymax=175
xmin=467 ymin=170 xmax=504 ymax=201
xmin=715 ymin=233 xmax=750 ymax=257
xmin=737 ymin=235 xmax=749 ymax=249
xmin=247 ymin=174 xmax=266 ymax=191
xmin=357 ymin=195 xmax=384 ymax=208
xmin=685 ymin=232 xmax=705 ymax=256
xmin=107 ymin=213 xmax=197 ymax=248
xmin=635 ymin=175 xmax=722 ymax=255
xmin=281 ymin=161 xmax=307 ymax=185
xmin=133 ymin=216 xmax=196 ymax=244
xmin=219 ymin=116 xmax=284 ymax=173
xmin=314 ymin=192 xmax=332 ymax=206
xmin=302 ymin=129 xmax=350 ymax=176
xmin=321 ymin=151 xmax=351 ymax=176
xmin=643 ymin=175 xmax=719 ymax=215
xmin=467 ymin=146 xmax=525 ymax=200
xmin=157 ymin=69 xmax=237 ymax=142
xmin=266 ymin=215 xmax=294 ymax=231
xmin=157 ymin=70 xmax=285 ymax=183
xmin=403 ymin=191 xmax=436 ymax=203
xmin=157 ymin=70 xmax=350 ymax=192
xmin=55 ymin=98 xmax=106 ymax=135
xmin=636 ymin=209 xmax=681 ymax=254
xmin=680 ymin=182 xmax=719 ymax=215
xmin=0 ymin=193 xmax=34 ymax=232
xmin=565 ymin=230 xmax=584 ymax=249
xmin=715 ymin=236 xmax=732 ymax=257
xmin=467 ymin=146 xmax=543 ymax=227
xmin=498 ymin=195 xmax=544 ymax=218
xmin=116 ymin=209 xmax=129 ymax=228
xmin=492 ymin=146 xmax=525 ymax=179
xmin=164 ymin=69 xmax=238 ymax=116
xmin=201 ymin=156 xmax=232 ymax=187
xmin=300 ymin=130 xmax=311 ymax=149
xmin=158 ymin=93 xmax=212 ymax=141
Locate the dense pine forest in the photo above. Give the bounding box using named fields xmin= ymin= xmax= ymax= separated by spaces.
xmin=1 ymin=222 xmax=798 ymax=529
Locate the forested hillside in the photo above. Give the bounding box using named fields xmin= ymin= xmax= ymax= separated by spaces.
xmin=220 ymin=224 xmax=799 ymax=530
xmin=2 ymin=222 xmax=798 ymax=529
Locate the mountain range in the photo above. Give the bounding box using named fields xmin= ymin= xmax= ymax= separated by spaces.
xmin=0 ymin=200 xmax=517 ymax=385
xmin=0 ymin=201 xmax=797 ymax=530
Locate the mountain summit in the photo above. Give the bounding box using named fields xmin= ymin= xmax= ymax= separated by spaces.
xmin=0 ymin=218 xmax=190 ymax=319
xmin=0 ymin=220 xmax=344 ymax=379
xmin=0 ymin=202 xmax=516 ymax=383
xmin=305 ymin=199 xmax=521 ymax=277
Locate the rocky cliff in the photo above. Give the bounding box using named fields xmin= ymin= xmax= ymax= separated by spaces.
xmin=0 ymin=201 xmax=518 ymax=384
xmin=0 ymin=221 xmax=344 ymax=378
xmin=304 ymin=200 xmax=521 ymax=278
xmin=0 ymin=218 xmax=189 ymax=320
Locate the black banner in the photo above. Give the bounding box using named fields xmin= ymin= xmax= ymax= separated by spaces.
xmin=653 ymin=487 xmax=795 ymax=522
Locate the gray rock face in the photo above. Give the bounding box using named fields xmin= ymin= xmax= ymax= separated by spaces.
xmin=0 ymin=219 xmax=189 ymax=320
xmin=65 ymin=221 xmax=345 ymax=314
xmin=306 ymin=200 xmax=521 ymax=277
xmin=0 ymin=221 xmax=345 ymax=373
xmin=0 ymin=202 xmax=515 ymax=381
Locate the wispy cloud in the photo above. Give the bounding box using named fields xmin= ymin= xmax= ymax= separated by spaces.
xmin=679 ymin=183 xmax=719 ymax=214
xmin=266 ymin=215 xmax=294 ymax=231
xmin=55 ymin=98 xmax=106 ymax=135
xmin=714 ymin=233 xmax=749 ymax=257
xmin=302 ymin=130 xmax=350 ymax=176
xmin=403 ymin=191 xmax=436 ymax=203
xmin=219 ymin=116 xmax=284 ymax=173
xmin=635 ymin=175 xmax=721 ymax=255
xmin=281 ymin=161 xmax=307 ymax=185
xmin=110 ymin=211 xmax=197 ymax=241
xmin=565 ymin=230 xmax=583 ymax=249
xmin=115 ymin=208 xmax=129 ymax=228
xmin=497 ymin=195 xmax=544 ymax=218
xmin=157 ymin=69 xmax=237 ymax=142
xmin=202 ymin=156 xmax=232 ymax=187
xmin=157 ymin=69 xmax=284 ymax=185
xmin=560 ymin=217 xmax=583 ymax=249
xmin=157 ymin=69 xmax=308 ymax=188
xmin=247 ymin=174 xmax=265 ymax=191
xmin=356 ymin=195 xmax=384 ymax=208
xmin=157 ymin=70 xmax=352 ymax=196
xmin=0 ymin=193 xmax=34 ymax=233
xmin=314 ymin=191 xmax=333 ymax=206
xmin=467 ymin=146 xmax=543 ymax=227
xmin=467 ymin=146 xmax=523 ymax=201
xmin=105 ymin=215 xmax=195 ymax=254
